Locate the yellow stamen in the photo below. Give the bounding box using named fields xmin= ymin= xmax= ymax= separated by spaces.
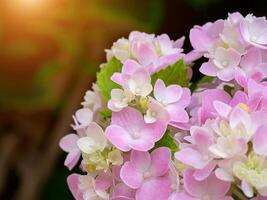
xmin=239 ymin=103 xmax=250 ymax=112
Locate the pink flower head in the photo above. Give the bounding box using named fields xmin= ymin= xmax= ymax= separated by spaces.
xmin=200 ymin=47 xmax=241 ymax=81
xmin=120 ymin=147 xmax=172 ymax=200
xmin=199 ymin=89 xmax=231 ymax=124
xmin=189 ymin=19 xmax=224 ymax=53
xmin=105 ymin=107 xmax=167 ymax=152
xmin=253 ymin=125 xmax=267 ymax=156
xmin=175 ymin=126 xmax=215 ymax=170
xmin=112 ymin=62 xmax=153 ymax=97
xmin=67 ymin=173 xmax=109 ymax=200
xmin=235 ymin=48 xmax=267 ymax=87
xmin=230 ymin=79 xmax=267 ymax=112
xmin=247 ymin=79 xmax=267 ymax=111
xmin=111 ymin=60 xmax=144 ymax=85
xmin=240 ymin=16 xmax=267 ymax=49
xmin=153 ymin=34 xmax=184 ymax=72
xmin=71 ymin=108 xmax=93 ymax=134
xmin=154 ymin=79 xmax=191 ymax=124
xmin=183 ymin=169 xmax=231 ymax=200
xmin=144 ymin=97 xmax=170 ymax=124
xmin=59 ymin=134 xmax=81 ymax=170
xmin=111 ymin=182 xmax=136 ymax=200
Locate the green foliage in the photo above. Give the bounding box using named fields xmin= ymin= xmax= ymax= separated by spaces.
xmin=154 ymin=129 xmax=179 ymax=156
xmin=190 ymin=75 xmax=214 ymax=91
xmin=96 ymin=58 xmax=122 ymax=100
xmin=151 ymin=59 xmax=189 ymax=87
xmin=224 ymin=85 xmax=234 ymax=95
xmin=99 ymin=109 xmax=112 ymax=118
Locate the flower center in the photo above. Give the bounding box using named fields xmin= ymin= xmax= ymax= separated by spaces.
xmin=162 ymin=100 xmax=168 ymax=106
xmin=122 ymin=97 xmax=128 ymax=103
xmin=202 ymin=194 xmax=212 ymax=200
xmin=222 ymin=61 xmax=228 ymax=67
xmin=251 ymin=35 xmax=257 ymax=42
xmin=171 ymin=184 xmax=177 ymax=191
xmin=135 ymin=88 xmax=141 ymax=94
xmin=202 ymin=155 xmax=209 ymax=161
xmin=132 ymin=132 xmax=140 ymax=139
xmin=239 ymin=103 xmax=250 ymax=112
xmin=151 ymin=111 xmax=157 ymax=117
xmin=143 ymin=171 xmax=152 ymax=179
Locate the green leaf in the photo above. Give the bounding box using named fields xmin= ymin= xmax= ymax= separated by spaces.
xmin=97 ymin=57 xmax=122 ymax=100
xmin=99 ymin=109 xmax=112 ymax=118
xmin=154 ymin=129 xmax=179 ymax=156
xmin=190 ymin=75 xmax=214 ymax=91
xmin=224 ymin=85 xmax=234 ymax=95
xmin=151 ymin=59 xmax=189 ymax=87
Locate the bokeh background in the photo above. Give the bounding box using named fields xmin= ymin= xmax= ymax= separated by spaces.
xmin=0 ymin=0 xmax=266 ymax=199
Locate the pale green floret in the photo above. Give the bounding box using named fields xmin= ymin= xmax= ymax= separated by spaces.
xmin=82 ymin=148 xmax=123 ymax=173
xmin=233 ymin=153 xmax=267 ymax=190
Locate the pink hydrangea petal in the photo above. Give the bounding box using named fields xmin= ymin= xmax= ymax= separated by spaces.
xmin=129 ymin=138 xmax=155 ymax=152
xmin=167 ymin=105 xmax=189 ymax=123
xmin=95 ymin=170 xmax=113 ymax=191
xmin=191 ymin=126 xmax=214 ymax=149
xmin=75 ymin=108 xmax=93 ymax=125
xmin=193 ymin=162 xmax=216 ymax=181
xmin=164 ymin=85 xmax=183 ymax=104
xmin=105 ymin=125 xmax=131 ymax=152
xmin=217 ymin=67 xmax=235 ymax=81
xmin=213 ymin=101 xmax=232 ymax=118
xmin=175 ymin=148 xmax=208 ymax=169
xmin=154 ymin=79 xmax=166 ymax=103
xmin=184 ymin=169 xmax=230 ymax=198
xmin=230 ymin=91 xmax=248 ymax=107
xmin=111 ymin=73 xmax=123 ymax=85
xmin=67 ymin=174 xmax=83 ymax=200
xmin=111 ymin=107 xmax=144 ymax=135
xmin=131 ymin=69 xmax=151 ymax=88
xmin=184 ymin=50 xmax=203 ymax=65
xmin=169 ymin=192 xmax=198 ymax=200
xmin=253 ymin=125 xmax=267 ymax=156
xmin=201 ymin=89 xmax=231 ymax=123
xmin=150 ymin=147 xmax=171 ymax=177
xmin=157 ymin=34 xmax=173 ymax=53
xmin=247 ymin=78 xmax=263 ymax=98
xmin=112 ymin=183 xmax=136 ymax=200
xmin=173 ymin=36 xmax=185 ymax=48
xmin=120 ymin=162 xmax=144 ymax=189
xmin=229 ymin=106 xmax=250 ymax=129
xmin=240 ymin=47 xmax=262 ymax=68
xmin=184 ymin=169 xmax=206 ymax=198
xmin=189 ymin=28 xmax=213 ymax=52
xmin=175 ymin=88 xmax=191 ymax=108
xmin=143 ymin=121 xmax=168 ymax=141
xmin=207 ymin=19 xmax=224 ymax=37
xmin=122 ymin=60 xmax=142 ymax=75
xmin=156 ymin=54 xmax=183 ymax=72
xmin=59 ymin=134 xmax=79 ymax=152
xmin=234 ymin=67 xmax=248 ymax=88
xmin=136 ymin=43 xmax=157 ymax=66
xmin=130 ymin=150 xmax=151 ymax=172
xmin=136 ymin=177 xmax=172 ymax=200
xmin=200 ymin=61 xmax=219 ymax=76
xmin=64 ymin=149 xmax=81 ymax=170
xmin=207 ymin=173 xmax=231 ymax=198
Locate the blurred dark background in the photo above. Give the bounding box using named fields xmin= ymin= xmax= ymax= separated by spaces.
xmin=0 ymin=0 xmax=266 ymax=199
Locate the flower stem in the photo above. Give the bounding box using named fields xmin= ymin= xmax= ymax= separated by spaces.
xmin=231 ymin=185 xmax=249 ymax=200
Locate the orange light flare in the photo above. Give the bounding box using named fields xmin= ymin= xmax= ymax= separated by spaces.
xmin=3 ymin=0 xmax=52 ymax=16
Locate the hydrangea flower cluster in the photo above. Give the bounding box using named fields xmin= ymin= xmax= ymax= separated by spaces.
xmin=60 ymin=12 xmax=267 ymax=200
